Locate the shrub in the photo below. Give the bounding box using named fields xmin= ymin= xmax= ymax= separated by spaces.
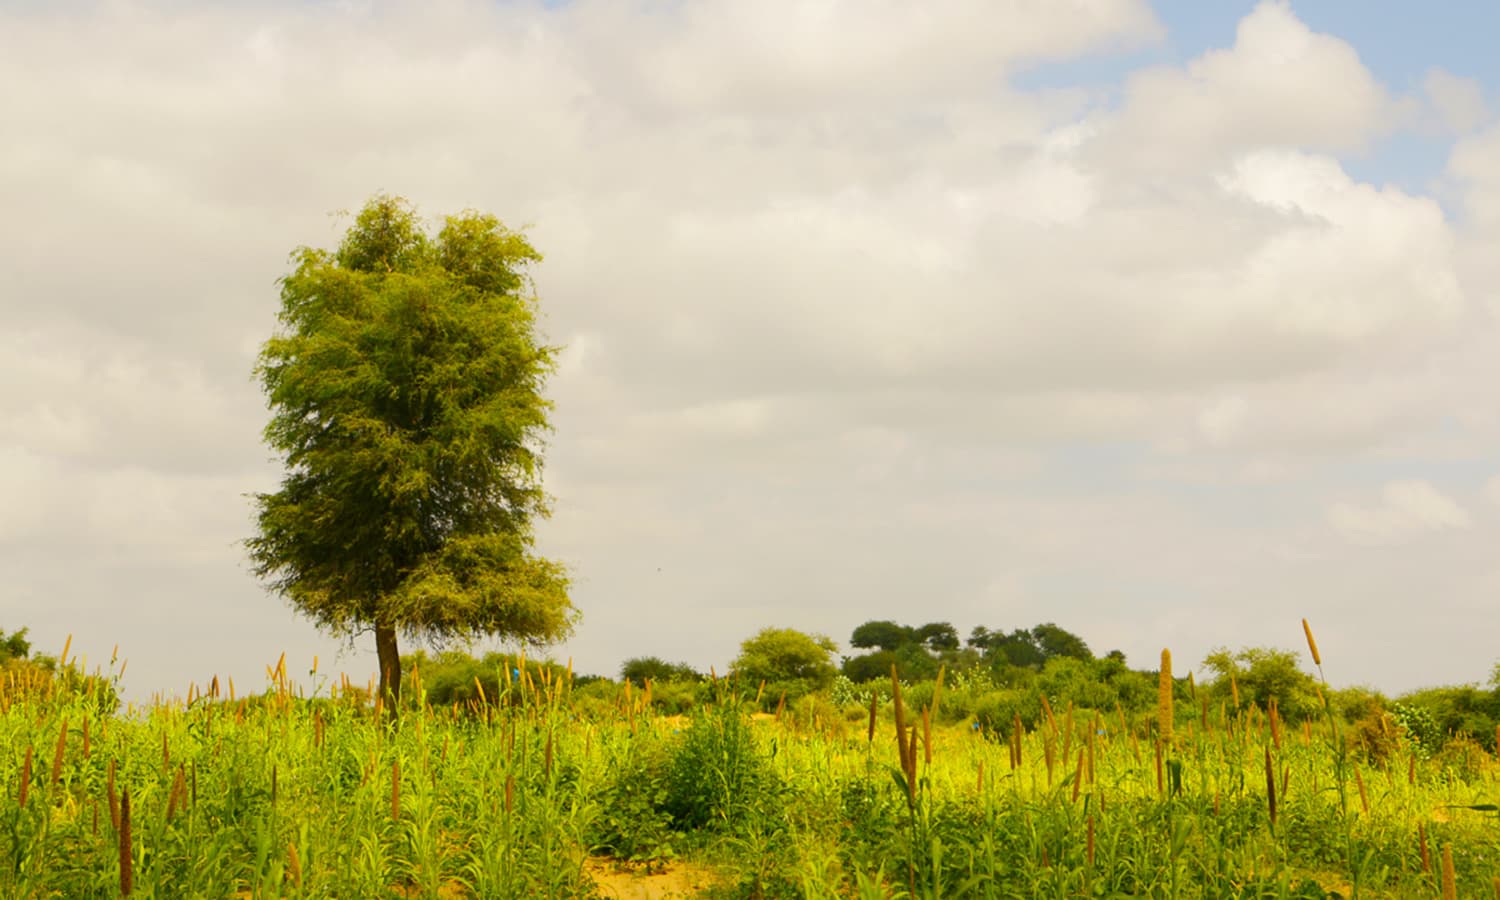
xmin=1390 ymin=703 xmax=1442 ymax=758
xmin=663 ymin=704 xmax=781 ymax=832
xmin=649 ymin=679 xmax=706 ymax=715
xmin=972 ymin=688 xmax=1042 ymax=737
xmin=590 ymin=733 xmax=678 ymax=863
xmin=621 ymin=656 xmax=702 ymax=687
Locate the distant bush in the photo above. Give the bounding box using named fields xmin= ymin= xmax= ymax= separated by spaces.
xmin=1395 ymin=684 xmax=1499 ymax=753
xmin=972 ymin=689 xmax=1042 ymax=737
xmin=1390 ymin=702 xmax=1442 ymax=758
xmin=649 ymin=679 xmax=706 ymax=715
xmin=404 ymin=649 xmax=571 ymax=708
xmin=621 ymin=656 xmax=703 ymax=687
xmin=0 ymin=628 xmax=120 ymax=716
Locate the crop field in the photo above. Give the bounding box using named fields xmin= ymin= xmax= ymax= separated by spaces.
xmin=3 ymin=652 xmax=1499 ymax=899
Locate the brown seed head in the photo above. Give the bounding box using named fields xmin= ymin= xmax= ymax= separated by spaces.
xmin=17 ymin=745 xmax=32 ymax=807
xmin=1301 ymin=618 xmax=1321 ymax=667
xmin=1264 ymin=746 xmax=1277 ymax=829
xmin=1157 ymin=649 xmax=1174 ymax=743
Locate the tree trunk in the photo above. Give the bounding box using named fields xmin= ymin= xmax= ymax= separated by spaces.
xmin=375 ymin=624 xmax=401 ymax=717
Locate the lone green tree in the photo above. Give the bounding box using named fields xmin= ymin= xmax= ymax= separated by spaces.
xmin=730 ymin=627 xmax=839 ymax=700
xmin=248 ymin=195 xmax=573 ymax=710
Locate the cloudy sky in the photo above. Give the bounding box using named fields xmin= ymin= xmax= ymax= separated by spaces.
xmin=5 ymin=0 xmax=1500 ymax=700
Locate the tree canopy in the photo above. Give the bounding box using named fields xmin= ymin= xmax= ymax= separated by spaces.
xmin=968 ymin=622 xmax=1093 ymax=670
xmin=248 ymin=195 xmax=573 ymax=708
xmin=0 ymin=627 xmax=30 ymax=663
xmin=730 ymin=628 xmax=838 ymax=698
xmin=620 ymin=656 xmax=703 ymax=687
xmin=1201 ymin=646 xmax=1319 ymax=720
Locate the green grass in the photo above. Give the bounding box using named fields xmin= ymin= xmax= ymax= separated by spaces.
xmin=3 ymin=661 xmax=1498 ymax=898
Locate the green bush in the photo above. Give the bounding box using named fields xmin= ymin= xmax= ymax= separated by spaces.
xmin=1390 ymin=702 xmax=1442 ymax=758
xmin=1396 ymin=685 xmax=1500 ymax=752
xmin=405 ymin=649 xmax=571 ymax=708
xmin=621 ymin=656 xmax=702 ymax=687
xmin=663 ymin=704 xmax=781 ymax=832
xmin=971 ymin=688 xmax=1042 ymax=737
xmin=589 ymin=733 xmax=678 ymax=863
xmin=649 ymin=679 xmax=706 ymax=715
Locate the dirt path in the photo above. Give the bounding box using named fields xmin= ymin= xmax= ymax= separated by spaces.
xmin=583 ymin=858 xmax=718 ymax=899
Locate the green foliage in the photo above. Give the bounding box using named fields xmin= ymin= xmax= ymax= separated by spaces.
xmin=401 ymin=648 xmax=569 ymax=708
xmin=828 ymin=674 xmax=865 ymax=708
xmin=646 ymin=680 xmax=706 ymax=715
xmin=249 ymin=195 xmax=573 ymax=701
xmin=1396 ymin=683 xmax=1500 ymax=752
xmin=1202 ymin=646 xmax=1321 ymax=720
xmin=841 ymin=649 xmax=900 ymax=684
xmin=968 ymin=622 xmax=1095 ymax=670
xmin=730 ymin=628 xmax=837 ymax=699
xmin=843 ymin=620 xmax=965 ymax=683
xmin=913 ymin=622 xmax=960 ymax=652
xmin=662 ymin=705 xmax=780 ymax=831
xmin=1390 ymin=702 xmax=1442 ymax=757
xmin=1031 ymin=622 xmax=1093 ymax=661
xmin=620 ymin=656 xmax=702 ymax=687
xmin=971 ymin=688 xmax=1043 ymax=735
xmin=0 ymin=633 xmax=120 ymax=717
xmin=1037 ymin=656 xmax=1118 ymax=711
xmin=5 ymin=640 xmax=1500 ymax=898
xmin=589 ymin=704 xmax=783 ymax=866
xmin=848 ymin=620 xmax=911 ymax=652
xmin=0 ymin=627 xmax=30 ymax=663
xmin=591 ymin=734 xmax=678 ymax=863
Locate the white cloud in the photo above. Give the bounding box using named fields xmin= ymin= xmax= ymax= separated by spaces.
xmin=1450 ymin=124 xmax=1500 ymax=230
xmin=1424 ymin=69 xmax=1489 ymax=136
xmin=1090 ymin=1 xmax=1393 ymax=172
xmin=1327 ymin=481 xmax=1472 ymax=544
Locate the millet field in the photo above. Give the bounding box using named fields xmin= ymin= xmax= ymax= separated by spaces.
xmin=3 ymin=624 xmax=1499 ymax=899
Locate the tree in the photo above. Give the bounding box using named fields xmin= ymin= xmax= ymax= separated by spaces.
xmin=1032 ymin=623 xmax=1092 ymax=662
xmin=1201 ymin=647 xmax=1319 ymax=720
xmin=0 ymin=626 xmax=31 ymax=663
xmin=849 ymin=620 xmax=912 ymax=652
xmin=248 ymin=196 xmax=573 ymax=711
xmin=986 ymin=628 xmax=1045 ymax=669
xmin=915 ymin=622 xmax=960 ymax=652
xmin=620 ymin=656 xmax=702 ymax=687
xmin=841 ymin=649 xmax=900 ymax=683
xmin=730 ymin=627 xmax=838 ymax=694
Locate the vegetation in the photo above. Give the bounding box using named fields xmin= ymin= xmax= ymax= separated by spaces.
xmin=247 ymin=196 xmax=573 ymax=709
xmin=4 ymin=622 xmax=1500 ymax=898
xmin=730 ymin=627 xmax=839 ymax=706
xmin=0 ymin=626 xmax=32 ymax=663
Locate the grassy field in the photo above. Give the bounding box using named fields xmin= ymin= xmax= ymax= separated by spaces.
xmin=3 ymin=652 xmax=1499 ymax=898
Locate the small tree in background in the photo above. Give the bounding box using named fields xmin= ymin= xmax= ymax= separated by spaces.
xmin=1202 ymin=646 xmax=1320 ymax=720
xmin=248 ymin=196 xmax=574 ymax=711
xmin=621 ymin=656 xmax=703 ymax=687
xmin=731 ymin=627 xmax=838 ymax=700
xmin=0 ymin=627 xmax=31 ymax=663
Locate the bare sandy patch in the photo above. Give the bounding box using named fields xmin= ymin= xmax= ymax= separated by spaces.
xmin=584 ymin=857 xmax=719 ymax=899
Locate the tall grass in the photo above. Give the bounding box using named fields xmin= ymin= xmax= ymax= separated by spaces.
xmin=1 ymin=637 xmax=1497 ymax=898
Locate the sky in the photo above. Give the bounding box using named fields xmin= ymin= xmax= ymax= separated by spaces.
xmin=4 ymin=0 xmax=1500 ymax=701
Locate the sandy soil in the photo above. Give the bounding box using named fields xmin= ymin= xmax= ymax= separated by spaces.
xmin=583 ymin=858 xmax=718 ymax=899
